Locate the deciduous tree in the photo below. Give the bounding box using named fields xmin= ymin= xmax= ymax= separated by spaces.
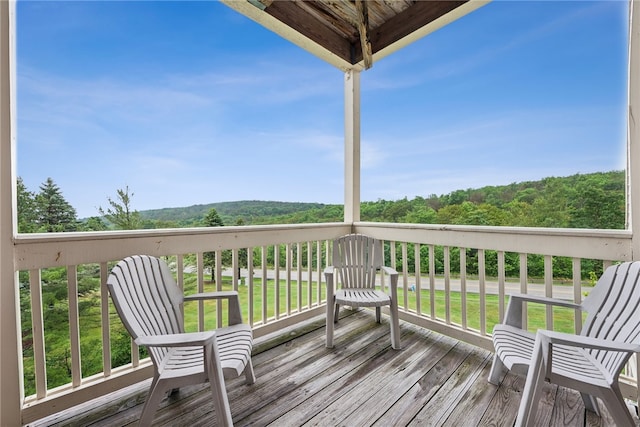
xmin=99 ymin=186 xmax=141 ymax=230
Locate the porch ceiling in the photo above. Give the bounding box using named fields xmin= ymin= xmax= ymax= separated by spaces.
xmin=221 ymin=0 xmax=489 ymax=71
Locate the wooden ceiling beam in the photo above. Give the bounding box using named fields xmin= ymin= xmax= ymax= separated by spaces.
xmin=355 ymin=0 xmax=373 ymax=69
xmin=351 ymin=0 xmax=468 ymax=64
xmin=263 ymin=1 xmax=353 ymax=65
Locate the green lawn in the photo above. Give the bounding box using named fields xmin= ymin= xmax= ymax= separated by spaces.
xmin=182 ymin=276 xmax=581 ymax=335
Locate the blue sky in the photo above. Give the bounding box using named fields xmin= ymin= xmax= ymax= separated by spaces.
xmin=17 ymin=1 xmax=629 ymax=218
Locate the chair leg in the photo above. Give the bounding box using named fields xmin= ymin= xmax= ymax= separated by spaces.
xmin=326 ymin=301 xmax=335 ymax=348
xmin=334 ymin=303 xmax=340 ymax=323
xmin=139 ymin=377 xmax=167 ymax=427
xmin=488 ymin=354 xmax=506 ymax=385
xmin=516 ymin=336 xmax=545 ymax=427
xmin=601 ymin=386 xmax=636 ymax=427
xmin=205 ymin=342 xmax=233 ymax=427
xmin=389 ymin=302 xmax=401 ymax=350
xmin=580 ymin=392 xmax=600 ymax=416
xmin=243 ymin=359 xmax=256 ymax=385
xmin=376 ymin=307 xmax=381 ymax=323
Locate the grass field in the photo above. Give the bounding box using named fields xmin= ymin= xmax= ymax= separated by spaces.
xmin=182 ymin=275 xmax=582 ymax=335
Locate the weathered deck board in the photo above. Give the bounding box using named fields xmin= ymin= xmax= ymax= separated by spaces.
xmin=28 ymin=309 xmax=636 ymax=427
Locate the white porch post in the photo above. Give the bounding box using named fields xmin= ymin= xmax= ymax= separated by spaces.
xmin=344 ymin=69 xmax=361 ymax=223
xmin=627 ymin=0 xmax=640 ymax=408
xmin=629 ymin=0 xmax=640 ymax=258
xmin=0 ymin=1 xmax=22 ymax=425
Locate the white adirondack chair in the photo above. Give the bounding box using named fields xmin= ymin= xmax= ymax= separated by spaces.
xmin=107 ymin=255 xmax=255 ymax=427
xmin=489 ymin=261 xmax=640 ymax=426
xmin=325 ymin=234 xmax=401 ymax=349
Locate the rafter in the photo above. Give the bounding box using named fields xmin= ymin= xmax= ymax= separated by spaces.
xmin=355 ymin=0 xmax=373 ymax=69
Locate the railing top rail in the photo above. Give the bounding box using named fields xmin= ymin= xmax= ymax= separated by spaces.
xmin=13 ymin=223 xmax=351 ymax=270
xmin=354 ymin=222 xmax=633 ymax=261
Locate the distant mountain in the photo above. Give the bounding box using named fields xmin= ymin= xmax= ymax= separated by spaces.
xmin=140 ymin=200 xmax=330 ymax=226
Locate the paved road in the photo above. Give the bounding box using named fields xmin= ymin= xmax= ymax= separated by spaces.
xmin=215 ymin=268 xmax=591 ymax=300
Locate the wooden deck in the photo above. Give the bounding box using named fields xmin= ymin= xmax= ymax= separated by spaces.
xmin=29 ymin=310 xmax=634 ymax=427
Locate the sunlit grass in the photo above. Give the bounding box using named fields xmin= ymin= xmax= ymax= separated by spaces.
xmin=181 ymin=275 xmax=580 ymax=335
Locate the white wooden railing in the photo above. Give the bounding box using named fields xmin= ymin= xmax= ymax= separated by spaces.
xmin=12 ymin=222 xmax=636 ymax=424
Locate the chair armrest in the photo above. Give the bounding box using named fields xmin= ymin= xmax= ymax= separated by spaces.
xmin=135 ymin=331 xmax=215 ymax=348
xmin=509 ymin=293 xmax=581 ymax=310
xmin=538 ymin=330 xmax=640 ymax=353
xmin=380 ymin=266 xmax=399 ymax=296
xmin=184 ymin=290 xmax=239 ymax=302
xmin=380 ymin=266 xmax=398 ymax=277
xmin=503 ymin=293 xmax=582 ymax=328
xmin=184 ymin=291 xmax=243 ymax=325
xmin=535 ymin=330 xmax=640 ymax=380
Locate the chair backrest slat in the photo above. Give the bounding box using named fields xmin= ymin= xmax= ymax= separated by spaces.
xmin=107 ymin=255 xmax=185 ymax=364
xmin=333 ymin=234 xmax=382 ymax=289
xmin=581 ymin=262 xmax=640 ymax=372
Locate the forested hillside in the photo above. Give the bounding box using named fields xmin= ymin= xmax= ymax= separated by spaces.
xmin=16 ymin=170 xmax=625 ymax=231
xmin=141 ymin=200 xmax=327 ymax=227
xmin=137 ymin=170 xmax=625 ymax=229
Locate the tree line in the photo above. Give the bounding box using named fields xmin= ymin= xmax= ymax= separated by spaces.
xmin=17 ymin=170 xmax=625 ymax=233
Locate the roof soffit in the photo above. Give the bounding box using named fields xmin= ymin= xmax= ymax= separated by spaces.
xmin=221 ymin=0 xmax=490 ymax=71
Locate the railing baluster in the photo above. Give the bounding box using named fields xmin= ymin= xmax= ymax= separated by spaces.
xmin=307 ymin=241 xmax=312 ymax=308
xmin=177 ymin=255 xmax=184 ymax=319
xmin=415 ymin=243 xmax=421 ymax=315
xmin=247 ymin=247 xmax=254 ymax=327
xmin=498 ymin=251 xmax=505 ymax=323
xmin=196 ymin=252 xmax=204 ymax=331
xmin=274 ymin=245 xmax=280 ymax=320
xmin=261 ymin=246 xmax=268 ymax=325
xmin=67 ymin=266 xmax=82 ymax=388
xmin=429 ymin=244 xmax=435 ymax=319
xmin=316 ymin=241 xmax=322 ymax=304
xmin=401 ymin=242 xmax=408 ymax=309
xmin=231 ymin=250 xmax=239 ymax=291
xmin=286 ymin=243 xmax=292 ymax=316
xmin=444 ymin=246 xmax=451 ymax=324
xmin=460 ymin=247 xmax=467 ymax=330
xmin=573 ymin=257 xmax=582 ymax=334
xmin=478 ymin=250 xmax=486 ymax=336
xmin=520 ymin=253 xmax=528 ymax=329
xmin=545 ymin=255 xmax=553 ymax=330
xmin=390 ymin=240 xmax=397 ymax=272
xmin=30 ymin=269 xmax=47 ymax=398
xmin=100 ymin=262 xmax=111 ymax=378
xmin=297 ymin=242 xmax=302 ymax=312
xmin=216 ymin=249 xmax=223 ymax=328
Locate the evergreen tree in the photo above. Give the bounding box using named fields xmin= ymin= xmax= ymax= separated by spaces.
xmin=204 ymin=208 xmax=224 ymax=227
xmin=17 ymin=177 xmax=38 ymax=233
xmin=99 ymin=186 xmax=142 ymax=230
xmin=35 ymin=177 xmax=78 ymax=232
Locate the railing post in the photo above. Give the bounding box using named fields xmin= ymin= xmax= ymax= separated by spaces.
xmin=628 ymin=0 xmax=640 ymax=403
xmin=629 ymin=0 xmax=640 ymax=257
xmin=0 ymin=1 xmax=23 ymax=425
